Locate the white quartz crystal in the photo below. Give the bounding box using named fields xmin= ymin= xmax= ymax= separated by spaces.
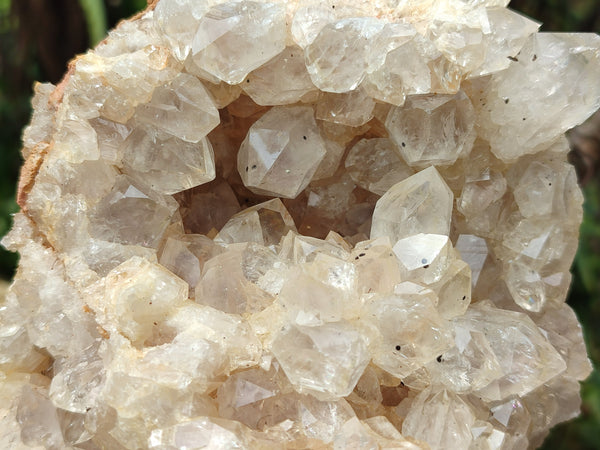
xmin=271 ymin=321 xmax=370 ymax=399
xmin=243 ymin=45 xmax=317 ymax=106
xmin=122 ymin=129 xmax=216 ymax=195
xmin=345 ymin=137 xmax=414 ymax=196
xmin=215 ymin=198 xmax=297 ymax=246
xmin=403 ymin=388 xmax=477 ymax=449
xmin=237 ymin=106 xmax=327 ymax=198
xmin=385 ymin=90 xmax=476 ymax=166
xmin=371 ymin=166 xmax=454 ymax=242
xmin=1 ymin=0 xmax=598 ymax=448
xmin=190 ymin=1 xmax=287 ymax=84
xmin=305 ymin=17 xmax=386 ymax=93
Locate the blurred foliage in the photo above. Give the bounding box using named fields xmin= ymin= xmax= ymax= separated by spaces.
xmin=0 ymin=0 xmax=600 ymax=448
xmin=79 ymin=0 xmax=108 ymax=45
xmin=511 ymin=0 xmax=600 ymax=33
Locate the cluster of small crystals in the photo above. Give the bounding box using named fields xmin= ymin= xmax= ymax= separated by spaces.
xmin=1 ymin=0 xmax=600 ymax=448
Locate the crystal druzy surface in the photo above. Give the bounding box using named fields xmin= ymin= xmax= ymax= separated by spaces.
xmin=1 ymin=0 xmax=599 ymax=448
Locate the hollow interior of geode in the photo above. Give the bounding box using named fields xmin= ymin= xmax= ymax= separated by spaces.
xmin=149 ymin=89 xmax=397 ymax=315
xmin=176 ymin=94 xmax=382 ymax=240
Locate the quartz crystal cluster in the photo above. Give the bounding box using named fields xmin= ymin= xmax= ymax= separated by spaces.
xmin=1 ymin=0 xmax=599 ymax=448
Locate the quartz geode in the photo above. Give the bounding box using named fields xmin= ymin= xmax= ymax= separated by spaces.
xmin=1 ymin=0 xmax=599 ymax=448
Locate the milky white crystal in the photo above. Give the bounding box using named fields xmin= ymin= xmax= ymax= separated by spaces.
xmin=1 ymin=0 xmax=598 ymax=448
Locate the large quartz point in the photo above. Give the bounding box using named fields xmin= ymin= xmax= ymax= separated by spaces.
xmin=135 ymin=72 xmax=220 ymax=142
xmin=237 ymin=106 xmax=327 ymax=198
xmin=345 ymin=138 xmax=413 ymax=196
xmin=243 ymin=45 xmax=317 ymax=105
xmin=190 ymin=1 xmax=287 ymax=84
xmin=385 ymin=90 xmax=476 ymax=166
xmin=371 ymin=166 xmax=454 ymax=242
xmin=215 ymin=198 xmax=297 ymax=246
xmin=271 ymin=321 xmax=370 ymax=399
xmin=1 ymin=0 xmax=598 ymax=448
xmin=122 ymin=129 xmax=216 ymax=195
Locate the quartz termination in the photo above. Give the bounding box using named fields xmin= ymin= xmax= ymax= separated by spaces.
xmin=1 ymin=0 xmax=598 ymax=448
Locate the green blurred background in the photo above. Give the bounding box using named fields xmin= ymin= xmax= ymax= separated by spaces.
xmin=0 ymin=1 xmax=599 ymax=448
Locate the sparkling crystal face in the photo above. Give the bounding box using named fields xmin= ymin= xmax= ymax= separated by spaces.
xmin=1 ymin=0 xmax=598 ymax=448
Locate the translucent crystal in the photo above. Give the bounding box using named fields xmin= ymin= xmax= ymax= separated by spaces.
xmin=271 ymin=321 xmax=370 ymax=399
xmin=345 ymin=138 xmax=413 ymax=196
xmin=535 ymin=303 xmax=592 ymax=380
xmin=352 ymin=237 xmax=403 ymax=296
xmin=480 ymin=33 xmax=600 ymax=161
xmin=216 ymin=366 xmax=282 ymax=429
xmin=427 ymin=322 xmax=503 ymax=393
xmin=69 ymin=45 xmax=179 ymax=123
xmin=457 ymin=301 xmax=566 ymax=400
xmin=392 ymin=233 xmax=454 ymax=285
xmin=512 ymin=159 xmax=582 ymax=223
xmin=469 ymin=7 xmax=540 ymax=77
xmin=196 ymin=243 xmax=277 ymax=314
xmin=101 ymin=256 xmax=188 ymax=346
xmin=135 ymin=73 xmax=220 ymax=142
xmin=305 ymin=17 xmax=386 ymax=93
xmin=385 ymin=90 xmax=476 ymax=166
xmin=364 ymin=32 xmax=435 ymax=106
xmin=312 ymin=137 xmax=345 ymax=181
xmin=89 ymin=175 xmax=178 ymax=248
xmin=291 ymin=3 xmax=337 ymax=49
xmin=432 ymin=259 xmax=472 ymax=319
xmin=371 ymin=166 xmax=453 ymax=242
xmin=190 ymin=1 xmax=287 ymax=84
xmin=316 ymin=89 xmax=375 ymax=127
xmin=121 ymin=128 xmax=216 ymax=195
xmin=455 ymin=234 xmax=488 ymax=287
xmin=243 ymin=46 xmax=317 ymax=105
xmin=215 ymin=198 xmax=297 ymax=246
xmin=176 ymin=178 xmax=241 ymax=234
xmin=149 ymin=417 xmax=250 ymax=449
xmin=154 ymin=0 xmax=212 ymax=60
xmin=287 ymin=253 xmax=358 ymax=322
xmin=165 ymin=303 xmax=262 ymax=372
xmin=237 ymin=106 xmax=327 ymax=198
xmin=524 ymin=375 xmax=584 ymax=448
xmin=367 ymin=283 xmax=454 ymax=378
xmin=158 ymin=234 xmax=222 ymax=294
xmin=298 ymin=172 xmax=376 ymax=239
xmin=487 ymin=397 xmax=531 ymax=449
xmin=428 ymin=7 xmax=488 ymax=74
xmin=457 ymin=169 xmax=507 ymax=231
xmin=52 ymin=118 xmax=99 ymax=164
xmin=49 ymin=344 xmax=104 ymax=413
xmin=16 ymin=381 xmax=67 ymax=449
xmin=22 ymin=83 xmax=56 ymax=156
xmin=402 ymin=388 xmax=476 ymax=450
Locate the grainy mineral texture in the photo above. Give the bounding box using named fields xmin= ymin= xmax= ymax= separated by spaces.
xmin=1 ymin=0 xmax=599 ymax=448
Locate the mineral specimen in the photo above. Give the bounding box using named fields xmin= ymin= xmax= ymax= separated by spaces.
xmin=1 ymin=0 xmax=598 ymax=448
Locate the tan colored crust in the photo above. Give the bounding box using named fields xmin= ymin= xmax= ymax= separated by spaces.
xmin=17 ymin=0 xmax=158 ymax=209
xmin=17 ymin=142 xmax=49 ymax=211
xmin=97 ymin=326 xmax=110 ymax=339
